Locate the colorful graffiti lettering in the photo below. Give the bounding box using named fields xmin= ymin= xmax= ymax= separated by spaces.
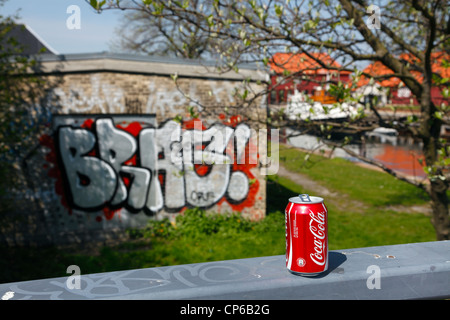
xmin=40 ymin=115 xmax=260 ymax=220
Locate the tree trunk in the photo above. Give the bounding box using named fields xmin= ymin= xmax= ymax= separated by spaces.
xmin=429 ymin=180 xmax=450 ymax=240
xmin=420 ymin=82 xmax=449 ymax=240
xmin=423 ymin=125 xmax=450 ymax=241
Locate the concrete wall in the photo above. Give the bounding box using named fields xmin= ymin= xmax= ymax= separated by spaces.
xmin=1 ymin=53 xmax=269 ymax=247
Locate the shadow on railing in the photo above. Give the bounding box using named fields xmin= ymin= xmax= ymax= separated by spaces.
xmin=0 ymin=241 xmax=449 ymax=300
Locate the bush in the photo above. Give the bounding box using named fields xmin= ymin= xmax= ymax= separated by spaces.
xmin=127 ymin=216 xmax=175 ymax=239
xmin=128 ymin=208 xmax=264 ymax=240
xmin=175 ymin=208 xmax=257 ymax=238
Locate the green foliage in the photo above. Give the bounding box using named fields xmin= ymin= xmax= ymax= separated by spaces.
xmin=0 ymin=1 xmax=61 ymax=229
xmin=89 ymin=0 xmax=106 ymax=11
xmin=127 ymin=216 xmax=175 ymax=239
xmin=0 ymin=4 xmax=46 ymax=202
xmin=128 ymin=207 xmax=271 ymax=241
xmin=327 ymin=81 xmax=351 ymax=101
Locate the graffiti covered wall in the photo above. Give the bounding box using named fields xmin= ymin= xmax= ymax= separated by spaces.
xmin=4 ymin=57 xmax=268 ymax=246
xmin=41 ymin=114 xmax=261 ymax=220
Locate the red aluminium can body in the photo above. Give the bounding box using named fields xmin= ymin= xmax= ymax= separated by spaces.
xmin=285 ymin=194 xmax=328 ymax=276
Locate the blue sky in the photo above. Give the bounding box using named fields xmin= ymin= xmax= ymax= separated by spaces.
xmin=2 ymin=0 xmax=124 ymax=54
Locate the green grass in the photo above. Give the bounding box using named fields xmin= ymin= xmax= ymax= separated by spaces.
xmin=266 ymin=173 xmax=434 ymax=251
xmin=0 ymin=144 xmax=437 ymax=284
xmin=0 ymin=209 xmax=286 ymax=282
xmin=275 ymin=144 xmax=435 ymax=248
xmin=279 ymin=144 xmax=430 ymax=206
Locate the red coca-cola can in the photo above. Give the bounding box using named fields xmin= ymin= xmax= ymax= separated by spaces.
xmin=285 ymin=194 xmax=328 ymax=276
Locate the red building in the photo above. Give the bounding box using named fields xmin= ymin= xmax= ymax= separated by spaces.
xmin=357 ymin=52 xmax=449 ymax=106
xmin=268 ymin=52 xmax=352 ymax=104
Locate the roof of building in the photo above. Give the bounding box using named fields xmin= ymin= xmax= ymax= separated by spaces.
xmin=4 ymin=24 xmax=58 ymax=55
xmin=5 ymin=24 xmax=266 ymax=81
xmin=269 ymin=52 xmax=352 ymax=76
xmin=32 ymin=51 xmax=268 ymax=82
xmin=357 ymin=52 xmax=449 ymax=88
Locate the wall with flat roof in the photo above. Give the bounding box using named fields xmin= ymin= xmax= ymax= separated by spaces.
xmin=1 ymin=53 xmax=269 ymax=247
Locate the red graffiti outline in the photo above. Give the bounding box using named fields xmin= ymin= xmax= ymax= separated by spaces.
xmin=216 ymin=114 xmax=260 ymax=212
xmin=39 ymin=134 xmax=73 ymax=215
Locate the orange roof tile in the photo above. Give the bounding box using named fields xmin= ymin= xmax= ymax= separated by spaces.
xmin=357 ymin=52 xmax=449 ymax=88
xmin=269 ymin=52 xmax=351 ymax=76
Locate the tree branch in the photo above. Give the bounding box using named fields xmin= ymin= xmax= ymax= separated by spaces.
xmin=339 ymin=0 xmax=423 ymax=97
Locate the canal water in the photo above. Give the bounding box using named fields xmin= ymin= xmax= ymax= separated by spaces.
xmin=286 ymin=128 xmax=427 ymax=179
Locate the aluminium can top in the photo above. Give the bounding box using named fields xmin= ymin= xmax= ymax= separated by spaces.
xmin=289 ymin=194 xmax=324 ymax=204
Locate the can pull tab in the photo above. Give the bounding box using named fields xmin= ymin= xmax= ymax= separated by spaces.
xmin=299 ymin=194 xmax=311 ymax=202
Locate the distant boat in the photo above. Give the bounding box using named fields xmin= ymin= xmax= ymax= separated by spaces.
xmin=368 ymin=127 xmax=399 ymax=136
xmin=366 ymin=127 xmax=399 ymax=144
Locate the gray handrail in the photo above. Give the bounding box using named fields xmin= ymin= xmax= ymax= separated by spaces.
xmin=1 ymin=241 xmax=449 ymax=300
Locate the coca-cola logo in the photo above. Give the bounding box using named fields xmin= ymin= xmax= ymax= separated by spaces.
xmin=309 ymin=209 xmax=326 ymax=266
